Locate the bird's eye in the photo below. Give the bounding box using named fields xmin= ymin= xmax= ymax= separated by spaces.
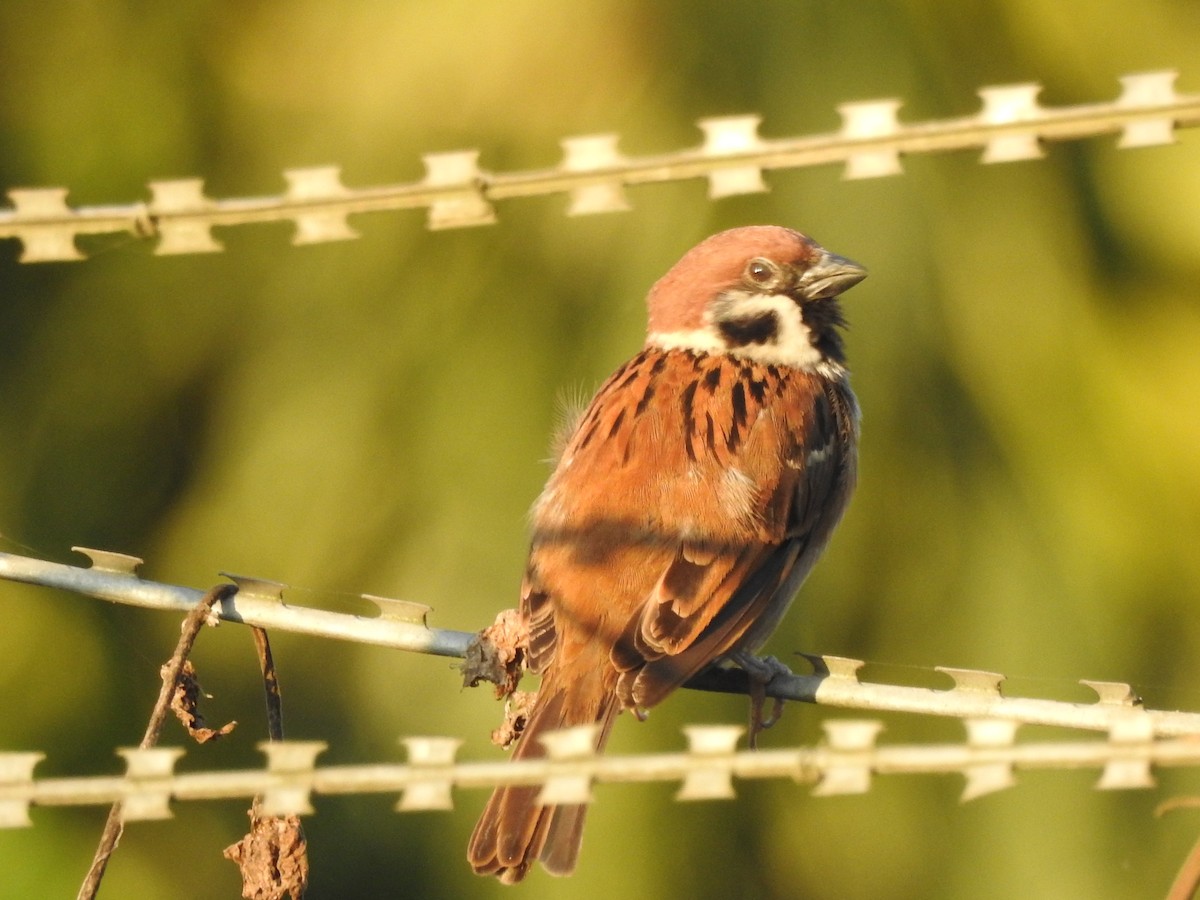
xmin=746 ymin=258 xmax=779 ymax=287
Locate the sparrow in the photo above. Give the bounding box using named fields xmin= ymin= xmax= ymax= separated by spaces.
xmin=468 ymin=225 xmax=865 ymax=882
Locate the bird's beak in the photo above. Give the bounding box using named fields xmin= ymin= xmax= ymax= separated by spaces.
xmin=798 ymin=251 xmax=868 ymax=300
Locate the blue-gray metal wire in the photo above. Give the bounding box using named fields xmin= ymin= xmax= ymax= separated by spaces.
xmin=4 ymin=547 xmax=1200 ymax=737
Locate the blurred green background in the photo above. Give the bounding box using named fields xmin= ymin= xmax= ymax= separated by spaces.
xmin=2 ymin=2 xmax=1199 ymax=898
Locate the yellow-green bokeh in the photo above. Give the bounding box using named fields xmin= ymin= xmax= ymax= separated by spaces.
xmin=1 ymin=2 xmax=1199 ymax=898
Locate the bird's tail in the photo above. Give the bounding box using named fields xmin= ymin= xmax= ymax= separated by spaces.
xmin=467 ymin=665 xmax=619 ymax=883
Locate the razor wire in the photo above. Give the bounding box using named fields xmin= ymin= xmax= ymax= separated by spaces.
xmin=0 ymin=71 xmax=1194 ymax=263
xmin=3 ymin=547 xmax=1200 ymax=739
xmin=0 ymin=717 xmax=1190 ymax=828
xmin=2 ymin=68 xmax=1200 ymax=842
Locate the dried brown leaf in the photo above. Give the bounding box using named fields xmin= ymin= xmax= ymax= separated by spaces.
xmin=490 ymin=690 xmax=537 ymax=749
xmin=461 ymin=608 xmax=527 ymax=698
xmin=223 ymin=803 xmax=309 ymax=900
xmin=167 ymin=659 xmax=237 ymax=743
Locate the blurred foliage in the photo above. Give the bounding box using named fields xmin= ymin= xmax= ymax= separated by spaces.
xmin=1 ymin=1 xmax=1199 ymax=898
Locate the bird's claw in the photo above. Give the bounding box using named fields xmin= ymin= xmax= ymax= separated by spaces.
xmin=730 ymin=652 xmax=793 ymax=749
xmin=731 ymin=652 xmax=795 ymax=683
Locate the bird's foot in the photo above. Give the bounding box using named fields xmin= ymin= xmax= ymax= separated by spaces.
xmin=729 ymin=652 xmax=793 ymax=749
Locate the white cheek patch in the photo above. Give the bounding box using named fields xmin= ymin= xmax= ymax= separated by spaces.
xmin=648 ymin=292 xmax=842 ymax=375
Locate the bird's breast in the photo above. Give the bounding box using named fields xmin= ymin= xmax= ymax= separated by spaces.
xmin=530 ymin=348 xmax=836 ymax=551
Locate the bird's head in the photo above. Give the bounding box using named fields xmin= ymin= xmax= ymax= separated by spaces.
xmin=645 ymin=226 xmax=866 ymax=375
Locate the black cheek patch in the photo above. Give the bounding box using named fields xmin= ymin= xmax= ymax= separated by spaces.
xmin=717 ymin=312 xmax=779 ymax=347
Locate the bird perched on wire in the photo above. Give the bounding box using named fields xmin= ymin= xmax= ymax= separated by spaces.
xmin=468 ymin=225 xmax=866 ymax=882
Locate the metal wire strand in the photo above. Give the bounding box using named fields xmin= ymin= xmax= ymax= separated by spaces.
xmin=1 ymin=717 xmax=1194 ymax=828
xmin=0 ymin=71 xmax=1194 ymax=262
xmin=3 ymin=547 xmax=1200 ymax=739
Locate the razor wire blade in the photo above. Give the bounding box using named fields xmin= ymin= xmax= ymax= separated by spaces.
xmin=0 ymin=71 xmax=1195 ymax=263
xmin=0 ymin=715 xmax=1192 ymax=828
xmin=3 ymin=547 xmax=1200 ymax=738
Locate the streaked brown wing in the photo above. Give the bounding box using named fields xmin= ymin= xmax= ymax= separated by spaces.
xmin=521 ymin=578 xmax=557 ymax=675
xmin=613 ymin=538 xmax=802 ymax=708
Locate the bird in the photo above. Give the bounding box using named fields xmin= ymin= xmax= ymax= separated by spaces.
xmin=467 ymin=225 xmax=866 ymax=882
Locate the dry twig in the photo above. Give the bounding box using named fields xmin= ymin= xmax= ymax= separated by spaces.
xmin=76 ymin=582 xmax=236 ymax=900
xmin=1166 ymin=831 xmax=1200 ymax=900
xmin=223 ymin=626 xmax=308 ymax=900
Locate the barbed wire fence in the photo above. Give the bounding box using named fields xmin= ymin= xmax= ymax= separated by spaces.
xmin=3 ymin=69 xmax=1200 ymax=898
